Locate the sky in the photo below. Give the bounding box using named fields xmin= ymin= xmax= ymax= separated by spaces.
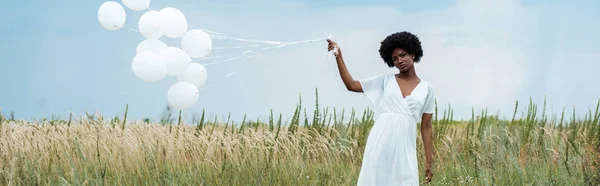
xmin=1 ymin=0 xmax=599 ymax=124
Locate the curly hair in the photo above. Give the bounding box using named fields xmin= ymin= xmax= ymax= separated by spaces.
xmin=378 ymin=31 xmax=424 ymax=67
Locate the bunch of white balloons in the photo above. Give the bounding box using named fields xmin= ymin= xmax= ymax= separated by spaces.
xmin=97 ymin=0 xmax=211 ymax=110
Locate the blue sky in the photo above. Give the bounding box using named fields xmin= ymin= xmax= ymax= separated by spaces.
xmin=1 ymin=0 xmax=599 ymax=123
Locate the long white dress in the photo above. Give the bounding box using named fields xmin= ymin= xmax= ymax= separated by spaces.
xmin=356 ymin=73 xmax=436 ymax=186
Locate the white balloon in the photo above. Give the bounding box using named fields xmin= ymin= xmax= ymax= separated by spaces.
xmin=159 ymin=7 xmax=188 ymax=38
xmin=157 ymin=47 xmax=191 ymax=76
xmin=97 ymin=1 xmax=126 ymax=31
xmin=167 ymin=82 xmax=199 ymax=110
xmin=122 ymin=0 xmax=150 ymax=11
xmin=136 ymin=39 xmax=167 ymax=54
xmin=131 ymin=51 xmax=168 ymax=82
xmin=138 ymin=10 xmax=163 ymax=39
xmin=181 ymin=29 xmax=213 ymax=58
xmin=177 ymin=62 xmax=207 ymax=89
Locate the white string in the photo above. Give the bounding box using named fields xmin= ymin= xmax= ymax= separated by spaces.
xmin=197 ymin=46 xmax=284 ymax=94
xmin=198 ymin=47 xmax=280 ymax=92
xmin=127 ymin=25 xmax=333 ymax=93
xmin=213 ymin=45 xmax=262 ymax=50
xmin=128 ymin=26 xmax=328 ymax=51
xmin=188 ymin=26 xmax=233 ymax=37
xmin=224 ymin=44 xmax=286 ymax=76
xmin=192 ymin=54 xmax=238 ymax=61
xmin=224 ymin=56 xmax=243 ymax=62
xmin=189 ymin=25 xmax=328 ymax=46
xmin=190 ymin=26 xmax=285 ymax=44
xmin=224 ymin=72 xmax=236 ymax=77
xmin=208 ymin=34 xmax=286 ymax=45
xmin=242 ymin=54 xmax=260 ymax=60
xmin=192 ymin=48 xmax=266 ymax=63
xmin=199 ymin=84 xmax=212 ymax=91
xmin=127 ymin=27 xmax=283 ymax=67
xmin=202 ymin=46 xmax=279 ymax=67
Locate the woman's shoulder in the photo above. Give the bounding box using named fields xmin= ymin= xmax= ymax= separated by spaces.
xmin=422 ymin=80 xmax=436 ymax=98
xmin=419 ymin=79 xmax=435 ymax=92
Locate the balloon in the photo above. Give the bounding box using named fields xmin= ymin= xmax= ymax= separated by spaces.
xmin=177 ymin=62 xmax=207 ymax=89
xmin=131 ymin=51 xmax=168 ymax=82
xmin=138 ymin=10 xmax=163 ymax=39
xmin=158 ymin=7 xmax=188 ymax=38
xmin=122 ymin=0 xmax=150 ymax=11
xmin=97 ymin=1 xmax=126 ymax=31
xmin=181 ymin=29 xmax=213 ymax=58
xmin=167 ymin=82 xmax=199 ymax=110
xmin=136 ymin=39 xmax=167 ymax=54
xmin=157 ymin=47 xmax=191 ymax=76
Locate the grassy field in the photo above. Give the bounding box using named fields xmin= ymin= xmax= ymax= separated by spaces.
xmin=1 ymin=95 xmax=600 ymax=185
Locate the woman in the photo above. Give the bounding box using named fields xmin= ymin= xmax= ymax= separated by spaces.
xmin=327 ymin=31 xmax=435 ymax=185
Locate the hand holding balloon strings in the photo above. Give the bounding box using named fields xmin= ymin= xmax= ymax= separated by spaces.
xmin=98 ymin=0 xmax=330 ymax=110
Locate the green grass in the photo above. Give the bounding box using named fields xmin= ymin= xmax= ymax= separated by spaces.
xmin=1 ymin=93 xmax=599 ymax=185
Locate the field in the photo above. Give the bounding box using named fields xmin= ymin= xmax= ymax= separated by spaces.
xmin=1 ymin=95 xmax=600 ymax=185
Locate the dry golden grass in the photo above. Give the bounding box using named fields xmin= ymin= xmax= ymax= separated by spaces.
xmin=1 ymin=97 xmax=599 ymax=185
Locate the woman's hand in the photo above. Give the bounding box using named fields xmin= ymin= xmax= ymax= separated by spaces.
xmin=423 ymin=164 xmax=433 ymax=184
xmin=327 ymin=39 xmax=340 ymax=56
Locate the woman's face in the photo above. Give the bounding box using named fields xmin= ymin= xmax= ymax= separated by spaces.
xmin=391 ymin=48 xmax=414 ymax=73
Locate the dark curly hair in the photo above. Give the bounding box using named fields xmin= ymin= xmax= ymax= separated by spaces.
xmin=378 ymin=31 xmax=424 ymax=67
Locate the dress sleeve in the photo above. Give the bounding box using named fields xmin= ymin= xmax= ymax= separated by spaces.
xmin=423 ymin=83 xmax=436 ymax=114
xmin=358 ymin=74 xmax=387 ymax=108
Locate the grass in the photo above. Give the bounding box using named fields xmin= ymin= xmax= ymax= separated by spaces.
xmin=1 ymin=92 xmax=599 ymax=185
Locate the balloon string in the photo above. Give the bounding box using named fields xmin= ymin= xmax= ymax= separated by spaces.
xmin=199 ymin=45 xmax=285 ymax=92
xmin=188 ymin=26 xmax=232 ymax=37
xmin=197 ymin=36 xmax=304 ymax=93
xmin=189 ymin=25 xmax=328 ymax=45
xmin=192 ymin=53 xmax=241 ymax=61
xmin=129 ymin=24 xmax=329 ymax=46
xmin=203 ymin=46 xmax=279 ymax=67
xmin=224 ymin=72 xmax=236 ymax=77
xmin=194 ymin=48 xmax=265 ymax=63
xmin=224 ymin=56 xmax=243 ymax=61
xmin=208 ymin=34 xmax=286 ymax=45
xmin=126 ymin=27 xmax=269 ymax=52
xmin=128 ymin=24 xmax=333 ymax=73
xmin=199 ymin=84 xmax=212 ymax=92
xmin=213 ymin=45 xmax=263 ymax=50
xmin=188 ymin=26 xmax=249 ymax=39
xmin=210 ymin=34 xmax=328 ymax=45
xmin=128 ymin=25 xmax=328 ymax=48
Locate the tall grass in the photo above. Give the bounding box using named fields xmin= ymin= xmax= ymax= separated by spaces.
xmin=1 ymin=93 xmax=599 ymax=185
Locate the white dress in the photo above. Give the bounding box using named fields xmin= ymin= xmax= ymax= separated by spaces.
xmin=356 ymin=73 xmax=436 ymax=186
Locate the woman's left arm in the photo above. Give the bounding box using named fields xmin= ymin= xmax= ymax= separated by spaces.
xmin=421 ymin=113 xmax=434 ymax=183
